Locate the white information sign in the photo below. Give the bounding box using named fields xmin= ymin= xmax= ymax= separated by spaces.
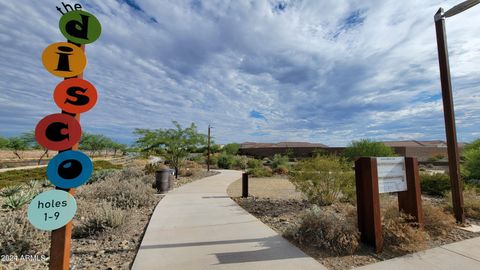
xmin=376 ymin=157 xmax=407 ymax=194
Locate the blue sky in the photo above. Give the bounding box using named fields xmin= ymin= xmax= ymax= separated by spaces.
xmin=0 ymin=0 xmax=479 ymax=146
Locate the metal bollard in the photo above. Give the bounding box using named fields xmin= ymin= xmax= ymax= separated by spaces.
xmin=242 ymin=172 xmax=248 ymax=198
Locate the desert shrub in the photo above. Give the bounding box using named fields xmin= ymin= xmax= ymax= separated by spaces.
xmin=382 ymin=206 xmax=429 ymax=254
xmin=271 ymin=154 xmax=289 ymax=169
xmin=284 ymin=205 xmax=360 ymax=255
xmin=77 ymin=171 xmax=155 ymax=209
xmin=0 ymin=210 xmax=48 ymax=255
xmin=1 ymin=185 xmax=22 ymax=197
xmin=223 ymin=143 xmax=240 ymax=155
xmin=73 ymin=202 xmax=127 ymax=238
xmin=423 ymin=202 xmax=455 ymax=237
xmin=26 ymin=180 xmax=38 ymax=189
xmin=248 ymin=166 xmax=273 ymax=177
xmin=2 ymin=191 xmax=34 ymax=210
xmin=289 ymin=156 xmax=355 ymax=206
xmin=445 ymin=186 xmax=480 ymax=219
xmin=88 ymin=169 xmax=118 ymax=184
xmin=427 ymin=154 xmax=445 ymax=162
xmin=273 ymin=165 xmax=289 ymax=175
xmin=420 ymin=173 xmax=450 ymax=197
xmin=217 ymin=153 xmax=236 ymax=169
xmin=247 ymin=158 xmax=263 ymax=169
xmin=462 ymin=139 xmax=480 ymax=180
xmin=233 ymin=155 xmax=248 ymax=170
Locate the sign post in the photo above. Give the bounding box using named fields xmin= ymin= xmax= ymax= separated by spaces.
xmin=27 ymin=6 xmax=101 ymax=270
xmin=355 ymin=156 xmax=424 ymax=253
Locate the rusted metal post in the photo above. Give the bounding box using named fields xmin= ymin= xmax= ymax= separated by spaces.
xmin=49 ymin=44 xmax=84 ymax=270
xmin=242 ymin=172 xmax=248 ymax=198
xmin=207 ymin=125 xmax=211 ymax=172
xmin=434 ymin=8 xmax=465 ymax=224
xmin=355 ymin=157 xmax=383 ymax=253
xmin=398 ymin=157 xmax=425 ymax=227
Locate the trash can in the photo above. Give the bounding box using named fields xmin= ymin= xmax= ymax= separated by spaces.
xmin=155 ymin=168 xmax=171 ymax=193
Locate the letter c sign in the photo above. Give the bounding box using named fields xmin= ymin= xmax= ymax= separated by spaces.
xmin=35 ymin=113 xmax=82 ymax=151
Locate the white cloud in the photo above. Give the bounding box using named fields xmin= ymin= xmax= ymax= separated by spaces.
xmin=0 ymin=0 xmax=479 ymax=145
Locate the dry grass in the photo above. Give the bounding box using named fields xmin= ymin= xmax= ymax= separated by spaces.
xmin=445 ymin=187 xmax=480 ymax=220
xmin=382 ymin=205 xmax=429 ymax=254
xmin=423 ymin=202 xmax=456 ymax=237
xmin=0 ymin=210 xmax=48 ymax=255
xmin=284 ymin=204 xmax=360 ymax=255
xmin=227 ymin=177 xmax=305 ymax=200
xmin=77 ymin=171 xmax=156 ymax=209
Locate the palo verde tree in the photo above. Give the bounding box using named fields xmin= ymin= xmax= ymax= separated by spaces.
xmin=134 ymin=121 xmax=207 ymax=178
xmin=343 ymin=139 xmax=396 ymax=161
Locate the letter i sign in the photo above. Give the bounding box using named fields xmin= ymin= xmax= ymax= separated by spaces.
xmin=28 ymin=8 xmax=101 ymax=233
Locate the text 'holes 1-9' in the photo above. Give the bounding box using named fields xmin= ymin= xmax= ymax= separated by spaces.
xmin=42 ymin=42 xmax=86 ymax=78
xmin=47 ymin=150 xmax=93 ymax=189
xmin=54 ymin=78 xmax=98 ymax=114
xmin=35 ymin=113 xmax=82 ymax=151
xmin=27 ymin=189 xmax=77 ymax=231
xmin=59 ymin=10 xmax=101 ymax=44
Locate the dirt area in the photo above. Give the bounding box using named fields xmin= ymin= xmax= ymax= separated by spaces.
xmin=228 ymin=177 xmax=480 ymax=270
xmin=0 ymin=167 xmax=218 ymax=270
xmin=227 ymin=176 xmax=305 ymax=200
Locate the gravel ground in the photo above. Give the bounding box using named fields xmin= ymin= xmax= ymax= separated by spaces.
xmin=229 ymin=177 xmax=480 ymax=270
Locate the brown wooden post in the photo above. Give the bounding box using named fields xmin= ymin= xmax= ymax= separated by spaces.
xmin=355 ymin=157 xmax=383 ymax=253
xmin=49 ymin=44 xmax=84 ymax=270
xmin=398 ymin=157 xmax=424 ymax=227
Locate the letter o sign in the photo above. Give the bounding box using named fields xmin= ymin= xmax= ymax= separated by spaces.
xmin=35 ymin=113 xmax=82 ymax=151
xmin=47 ymin=150 xmax=93 ymax=189
xmin=54 ymin=78 xmax=98 ymax=114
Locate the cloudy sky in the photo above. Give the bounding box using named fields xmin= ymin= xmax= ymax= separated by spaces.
xmin=1 ymin=0 xmax=479 ymax=146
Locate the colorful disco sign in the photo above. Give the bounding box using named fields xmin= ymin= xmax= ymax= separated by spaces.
xmin=35 ymin=113 xmax=82 ymax=151
xmin=46 ymin=150 xmax=93 ymax=189
xmin=59 ymin=10 xmax=102 ymax=44
xmin=53 ymin=78 xmax=98 ymax=113
xmin=27 ymin=189 xmax=77 ymax=231
xmin=42 ymin=42 xmax=87 ymax=78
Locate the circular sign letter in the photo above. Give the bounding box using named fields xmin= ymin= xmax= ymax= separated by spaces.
xmin=42 ymin=42 xmax=87 ymax=78
xmin=28 ymin=190 xmax=77 ymax=231
xmin=47 ymin=150 xmax=93 ymax=189
xmin=59 ymin=10 xmax=102 ymax=44
xmin=35 ymin=113 xmax=82 ymax=151
xmin=54 ymin=78 xmax=98 ymax=113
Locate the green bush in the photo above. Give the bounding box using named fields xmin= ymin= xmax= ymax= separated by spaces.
xmin=247 ymin=158 xmax=262 ymax=169
xmin=284 ymin=205 xmax=360 ymax=255
xmin=233 ymin=155 xmax=248 ymax=170
xmin=420 ymin=173 xmax=450 ymax=197
xmin=289 ymin=156 xmax=355 ymax=206
xmin=217 ymin=153 xmax=236 ymax=169
xmin=248 ymin=166 xmax=273 ymax=177
xmin=271 ymin=154 xmax=289 ymax=169
xmin=2 ymin=191 xmax=34 ymax=210
xmin=223 ymin=143 xmax=240 ymax=155
xmin=0 ymin=185 xmax=22 ymax=197
xmin=343 ymin=139 xmax=395 ymax=161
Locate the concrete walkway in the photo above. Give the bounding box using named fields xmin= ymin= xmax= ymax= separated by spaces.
xmin=354 ymin=236 xmax=480 ymax=270
xmin=132 ymin=170 xmax=326 ymax=270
